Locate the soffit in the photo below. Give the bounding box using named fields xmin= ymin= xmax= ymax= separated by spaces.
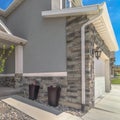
xmin=91 ymin=3 xmax=118 ymax=51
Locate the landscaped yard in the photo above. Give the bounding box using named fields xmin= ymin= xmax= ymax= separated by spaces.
xmin=111 ymin=78 xmax=120 ymax=84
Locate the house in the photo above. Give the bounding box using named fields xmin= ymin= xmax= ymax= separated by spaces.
xmin=114 ymin=65 xmax=120 ymax=76
xmin=0 ymin=0 xmax=118 ymax=112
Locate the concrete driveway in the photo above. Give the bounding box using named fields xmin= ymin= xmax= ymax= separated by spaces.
xmin=82 ymin=85 xmax=120 ymax=120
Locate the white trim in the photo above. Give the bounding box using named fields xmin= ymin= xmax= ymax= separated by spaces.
xmin=0 ymin=74 xmax=15 ymax=77
xmin=100 ymin=52 xmax=109 ymax=61
xmin=0 ymin=19 xmax=12 ymax=34
xmin=0 ymin=72 xmax=67 ymax=77
xmin=51 ymin=0 xmax=62 ymax=10
xmin=23 ymin=72 xmax=67 ymax=77
xmin=60 ymin=0 xmax=63 ymax=9
xmin=0 ymin=31 xmax=27 ymax=45
xmin=42 ymin=5 xmax=99 ymax=18
xmin=15 ymin=45 xmax=23 ymax=74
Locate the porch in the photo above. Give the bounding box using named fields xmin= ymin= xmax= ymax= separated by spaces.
xmin=0 ymin=19 xmax=27 ymax=96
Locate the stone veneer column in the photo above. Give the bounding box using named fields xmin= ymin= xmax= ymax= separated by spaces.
xmin=105 ymin=59 xmax=111 ymax=92
xmin=15 ymin=73 xmax=23 ymax=88
xmin=84 ymin=25 xmax=95 ymax=110
xmin=66 ymin=16 xmax=88 ymax=109
xmin=66 ymin=18 xmax=111 ymax=111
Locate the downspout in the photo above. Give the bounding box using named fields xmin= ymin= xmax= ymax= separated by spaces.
xmin=81 ymin=7 xmax=103 ymax=112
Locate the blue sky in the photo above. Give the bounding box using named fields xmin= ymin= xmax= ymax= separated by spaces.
xmin=0 ymin=0 xmax=120 ymax=65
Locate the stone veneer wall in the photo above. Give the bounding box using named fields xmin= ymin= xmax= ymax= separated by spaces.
xmin=0 ymin=74 xmax=23 ymax=88
xmin=22 ymin=77 xmax=67 ymax=105
xmin=0 ymin=76 xmax=15 ymax=87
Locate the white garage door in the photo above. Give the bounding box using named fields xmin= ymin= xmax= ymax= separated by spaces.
xmin=94 ymin=58 xmax=105 ymax=100
xmin=95 ymin=77 xmax=105 ymax=99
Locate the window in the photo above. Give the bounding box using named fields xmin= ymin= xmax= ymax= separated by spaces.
xmin=65 ymin=0 xmax=72 ymax=8
xmin=0 ymin=0 xmax=14 ymax=11
xmin=65 ymin=0 xmax=82 ymax=8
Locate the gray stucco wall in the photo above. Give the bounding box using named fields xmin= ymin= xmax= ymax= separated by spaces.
xmin=5 ymin=50 xmax=15 ymax=73
xmin=6 ymin=0 xmax=66 ymax=73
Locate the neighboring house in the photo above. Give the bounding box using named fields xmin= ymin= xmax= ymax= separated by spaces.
xmin=110 ymin=52 xmax=115 ymax=77
xmin=0 ymin=0 xmax=118 ymax=112
xmin=114 ymin=65 xmax=120 ymax=76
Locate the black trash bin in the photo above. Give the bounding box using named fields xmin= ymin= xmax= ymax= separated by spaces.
xmin=29 ymin=84 xmax=40 ymax=100
xmin=48 ymin=86 xmax=61 ymax=107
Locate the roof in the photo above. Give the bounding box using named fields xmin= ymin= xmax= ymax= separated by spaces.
xmin=42 ymin=3 xmax=119 ymax=52
xmin=0 ymin=0 xmax=24 ymax=17
xmin=0 ymin=19 xmax=27 ymax=47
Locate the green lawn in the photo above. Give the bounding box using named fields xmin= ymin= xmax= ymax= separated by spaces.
xmin=111 ymin=78 xmax=120 ymax=84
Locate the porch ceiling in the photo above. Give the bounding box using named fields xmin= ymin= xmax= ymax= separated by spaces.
xmin=42 ymin=3 xmax=119 ymax=52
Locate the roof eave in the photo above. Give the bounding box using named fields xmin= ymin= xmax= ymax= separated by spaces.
xmin=0 ymin=31 xmax=27 ymax=45
xmin=42 ymin=5 xmax=100 ymax=18
xmin=96 ymin=3 xmax=119 ymax=51
xmin=42 ymin=3 xmax=119 ymax=52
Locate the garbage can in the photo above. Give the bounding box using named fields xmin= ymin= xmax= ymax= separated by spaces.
xmin=29 ymin=84 xmax=40 ymax=100
xmin=48 ymin=86 xmax=61 ymax=107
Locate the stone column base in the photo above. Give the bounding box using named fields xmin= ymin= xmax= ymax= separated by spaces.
xmin=15 ymin=73 xmax=23 ymax=88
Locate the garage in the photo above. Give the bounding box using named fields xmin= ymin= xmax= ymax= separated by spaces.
xmin=94 ymin=57 xmax=106 ymax=100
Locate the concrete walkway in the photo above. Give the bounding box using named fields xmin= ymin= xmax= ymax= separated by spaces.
xmin=82 ymin=85 xmax=120 ymax=120
xmin=1 ymin=85 xmax=120 ymax=120
xmin=1 ymin=95 xmax=82 ymax=120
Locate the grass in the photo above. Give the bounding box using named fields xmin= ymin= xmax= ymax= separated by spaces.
xmin=111 ymin=77 xmax=120 ymax=84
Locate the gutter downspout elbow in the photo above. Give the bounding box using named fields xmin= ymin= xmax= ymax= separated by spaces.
xmin=81 ymin=8 xmax=103 ymax=112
